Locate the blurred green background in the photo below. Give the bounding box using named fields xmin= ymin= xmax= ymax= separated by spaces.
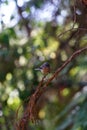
xmin=0 ymin=0 xmax=87 ymax=130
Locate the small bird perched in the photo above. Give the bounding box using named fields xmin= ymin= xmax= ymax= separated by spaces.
xmin=35 ymin=62 xmax=50 ymax=75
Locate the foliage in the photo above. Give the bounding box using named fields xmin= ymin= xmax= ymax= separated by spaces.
xmin=0 ymin=0 xmax=87 ymax=130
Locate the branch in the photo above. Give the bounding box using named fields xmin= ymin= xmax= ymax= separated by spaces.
xmin=57 ymin=0 xmax=87 ymax=38
xmin=57 ymin=27 xmax=87 ymax=38
xmin=44 ymin=46 xmax=87 ymax=88
xmin=14 ymin=0 xmax=31 ymax=36
xmin=16 ymin=46 xmax=87 ymax=130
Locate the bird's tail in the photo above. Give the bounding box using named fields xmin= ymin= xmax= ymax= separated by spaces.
xmin=35 ymin=68 xmax=41 ymax=71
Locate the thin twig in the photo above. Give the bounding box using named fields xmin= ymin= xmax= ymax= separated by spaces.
xmin=72 ymin=0 xmax=76 ymax=28
xmin=57 ymin=0 xmax=77 ymax=38
xmin=57 ymin=0 xmax=87 ymax=38
xmin=57 ymin=27 xmax=87 ymax=38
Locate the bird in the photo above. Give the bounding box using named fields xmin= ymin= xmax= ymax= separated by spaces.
xmin=35 ymin=62 xmax=50 ymax=75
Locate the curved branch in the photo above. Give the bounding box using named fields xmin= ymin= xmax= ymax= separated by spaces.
xmin=16 ymin=46 xmax=87 ymax=130
xmin=44 ymin=46 xmax=87 ymax=88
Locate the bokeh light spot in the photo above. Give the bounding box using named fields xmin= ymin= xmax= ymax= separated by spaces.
xmin=50 ymin=52 xmax=56 ymax=59
xmin=38 ymin=109 xmax=46 ymax=119
xmin=6 ymin=73 xmax=12 ymax=81
xmin=61 ymin=88 xmax=70 ymax=96
xmin=17 ymin=47 xmax=23 ymax=54
xmin=61 ymin=51 xmax=68 ymax=61
xmin=19 ymin=56 xmax=27 ymax=66
xmin=69 ymin=67 xmax=79 ymax=76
